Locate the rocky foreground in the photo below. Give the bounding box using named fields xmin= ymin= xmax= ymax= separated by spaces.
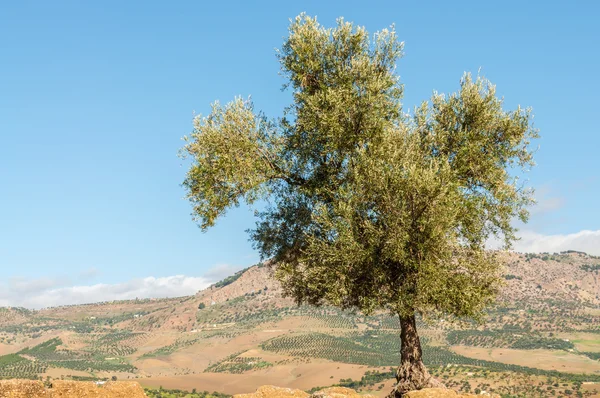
xmin=0 ymin=381 xmax=502 ymax=398
xmin=234 ymin=385 xmax=500 ymax=398
xmin=0 ymin=380 xmax=146 ymax=397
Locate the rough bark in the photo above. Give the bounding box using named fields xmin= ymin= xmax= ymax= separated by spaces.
xmin=387 ymin=314 xmax=444 ymax=398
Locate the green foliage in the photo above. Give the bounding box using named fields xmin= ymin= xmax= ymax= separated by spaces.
xmin=140 ymin=334 xmax=206 ymax=358
xmin=582 ymin=352 xmax=600 ymax=361
xmin=0 ymin=354 xmax=26 ymax=367
xmin=18 ymin=337 xmax=136 ymax=374
xmin=182 ymin=14 xmax=537 ymax=323
xmin=581 ymin=264 xmax=600 ymax=272
xmin=204 ymin=352 xmax=273 ymax=374
xmin=503 ymin=274 xmax=523 ymax=281
xmin=307 ymin=368 xmax=396 ymax=393
xmin=262 ymin=333 xmax=389 ymax=366
xmin=446 ymin=330 xmax=575 ymax=350
xmin=261 ymin=330 xmax=430 ymax=367
xmin=213 ymin=267 xmax=250 ymax=288
xmin=69 ymin=375 xmax=108 ymax=382
xmin=144 ymin=387 xmax=231 ymax=398
xmin=48 ymin=358 xmax=136 ymax=373
xmin=260 ymin=330 xmax=600 ymax=382
xmin=0 ymin=354 xmax=47 ymax=379
xmin=89 ymin=331 xmax=143 ymax=356
xmin=19 ymin=337 xmax=61 ymax=355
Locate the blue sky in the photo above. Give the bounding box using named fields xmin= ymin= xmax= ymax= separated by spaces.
xmin=1 ymin=1 xmax=598 ymax=307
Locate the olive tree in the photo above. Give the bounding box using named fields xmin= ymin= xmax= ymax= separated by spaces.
xmin=181 ymin=14 xmax=537 ymax=396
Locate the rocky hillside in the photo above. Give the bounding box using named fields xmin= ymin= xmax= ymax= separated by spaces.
xmin=500 ymin=251 xmax=600 ymax=305
xmin=1 ymin=251 xmax=598 ymax=334
xmin=126 ymin=251 xmax=600 ymax=333
xmin=124 ymin=251 xmax=600 ymax=333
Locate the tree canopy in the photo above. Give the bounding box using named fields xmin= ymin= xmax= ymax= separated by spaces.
xmin=181 ymin=14 xmax=537 ymax=322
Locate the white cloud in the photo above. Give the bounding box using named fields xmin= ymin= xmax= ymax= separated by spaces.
xmin=512 ymin=229 xmax=600 ymax=255
xmin=0 ymin=275 xmax=212 ymax=309
xmin=202 ymin=263 xmax=247 ymax=281
xmin=7 ymin=276 xmax=68 ymax=294
xmin=486 ymin=184 xmax=600 ymax=255
xmin=0 ymin=262 xmax=253 ymax=309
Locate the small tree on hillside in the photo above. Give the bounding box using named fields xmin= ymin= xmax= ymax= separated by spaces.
xmin=181 ymin=15 xmax=537 ymax=396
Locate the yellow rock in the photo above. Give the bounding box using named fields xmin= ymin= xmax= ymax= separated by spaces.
xmin=0 ymin=380 xmax=147 ymax=398
xmin=404 ymin=388 xmax=500 ymax=398
xmin=310 ymin=387 xmax=377 ymax=398
xmin=235 ymin=385 xmax=380 ymax=398
xmin=50 ymin=380 xmax=147 ymax=397
xmin=0 ymin=380 xmax=47 ymax=398
xmin=234 ymin=385 xmax=310 ymax=398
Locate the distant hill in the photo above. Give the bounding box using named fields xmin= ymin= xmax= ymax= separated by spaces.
xmin=1 ymin=252 xmax=600 ymax=397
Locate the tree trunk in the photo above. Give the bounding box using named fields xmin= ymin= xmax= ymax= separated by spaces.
xmin=387 ymin=313 xmax=444 ymax=398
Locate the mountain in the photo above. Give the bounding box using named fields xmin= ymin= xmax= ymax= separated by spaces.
xmin=1 ymin=252 xmax=600 ymax=397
